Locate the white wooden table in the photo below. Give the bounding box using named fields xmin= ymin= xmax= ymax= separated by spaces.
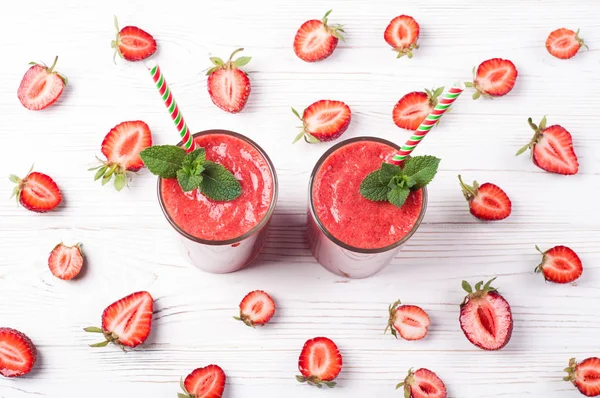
xmin=1 ymin=0 xmax=599 ymax=397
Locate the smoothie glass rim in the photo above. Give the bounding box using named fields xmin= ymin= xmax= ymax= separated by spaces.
xmin=157 ymin=129 xmax=278 ymax=246
xmin=308 ymin=136 xmax=428 ymax=254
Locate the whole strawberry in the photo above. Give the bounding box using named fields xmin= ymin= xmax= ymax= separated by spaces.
xmin=0 ymin=328 xmax=37 ymax=377
xmin=9 ymin=167 xmax=62 ymax=213
xmin=292 ymin=100 xmax=351 ymax=143
xmin=535 ymin=245 xmax=582 ymax=284
xmin=396 ymin=368 xmax=447 ymax=398
xmin=234 ymin=290 xmax=275 ymax=327
xmin=393 ymin=87 xmax=443 ymax=130
xmin=384 ymin=15 xmax=420 ymax=58
xmin=465 ymin=58 xmax=518 ymax=99
xmin=17 ymin=56 xmax=67 ymax=110
xmin=48 ymin=243 xmax=84 ymax=280
xmin=385 ymin=300 xmax=430 ymax=341
xmin=90 ymin=120 xmax=152 ymax=191
xmin=547 ymin=28 xmax=587 ymax=59
xmin=179 ymin=365 xmax=226 ymax=398
xmin=296 ymin=337 xmax=342 ymax=388
xmin=111 ymin=16 xmax=156 ymax=62
xmin=516 ymin=116 xmax=579 ymax=175
xmin=564 ymin=357 xmax=600 ymax=397
xmin=207 ymin=48 xmax=252 ymax=113
xmin=458 ymin=175 xmax=511 ymax=221
xmin=294 ymin=10 xmax=345 ymax=62
xmin=84 ymin=291 xmax=153 ymax=350
xmin=459 ymin=278 xmax=513 ymax=351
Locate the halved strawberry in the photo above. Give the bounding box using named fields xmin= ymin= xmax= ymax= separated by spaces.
xmin=393 ymin=88 xmax=443 ymax=130
xmin=111 ymin=16 xmax=156 ymax=62
xmin=565 ymin=357 xmax=600 ymax=397
xmin=293 ymin=10 xmax=345 ymax=62
xmin=396 ymin=368 xmax=447 ymax=398
xmin=459 ymin=278 xmax=513 ymax=351
xmin=296 ymin=337 xmax=342 ymax=388
xmin=234 ymin=290 xmax=275 ymax=327
xmin=84 ymin=291 xmax=153 ymax=349
xmin=48 ymin=243 xmax=84 ymax=281
xmin=0 ymin=328 xmax=37 ymax=378
xmin=17 ymin=56 xmax=67 ymax=111
xmin=465 ymin=58 xmax=518 ymax=99
xmin=90 ymin=120 xmax=152 ymax=191
xmin=206 ymin=48 xmax=252 ymax=113
xmin=384 ymin=15 xmax=420 ymax=58
xmin=458 ymin=175 xmax=511 ymax=221
xmin=535 ymin=245 xmax=583 ymax=284
xmin=516 ymin=116 xmax=579 ymax=175
xmin=292 ymin=100 xmax=351 ymax=143
xmin=9 ymin=168 xmax=62 ymax=213
xmin=385 ymin=300 xmax=430 ymax=341
xmin=179 ymin=365 xmax=226 ymax=398
xmin=547 ymin=28 xmax=587 ymax=60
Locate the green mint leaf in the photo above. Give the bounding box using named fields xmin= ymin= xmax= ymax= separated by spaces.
xmin=140 ymin=145 xmax=187 ymax=179
xmin=199 ymin=161 xmax=242 ymax=201
xmin=177 ymin=168 xmax=203 ymax=192
xmin=387 ymin=185 xmax=410 ymax=208
xmin=402 ymin=155 xmax=441 ymax=189
xmin=359 ymin=170 xmax=388 ymax=201
xmin=182 ymin=148 xmax=206 ymax=177
xmin=379 ymin=162 xmax=402 ymax=185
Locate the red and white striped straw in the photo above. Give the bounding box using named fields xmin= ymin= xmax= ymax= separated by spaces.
xmin=145 ymin=61 xmax=197 ymax=152
xmin=390 ymin=81 xmax=465 ymax=165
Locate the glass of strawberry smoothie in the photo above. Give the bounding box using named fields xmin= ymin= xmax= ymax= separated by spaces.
xmin=308 ymin=137 xmax=427 ymax=278
xmin=158 ymin=130 xmax=277 ymax=273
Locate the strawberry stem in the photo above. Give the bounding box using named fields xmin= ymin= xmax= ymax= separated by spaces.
xmin=47 ymin=56 xmax=59 ymax=73
xmin=457 ymin=175 xmax=477 ymax=201
xmin=227 ymin=48 xmax=244 ymax=64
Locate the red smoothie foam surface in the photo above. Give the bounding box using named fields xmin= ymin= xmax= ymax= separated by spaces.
xmin=312 ymin=140 xmax=423 ymax=249
xmin=160 ymin=134 xmax=273 ymax=241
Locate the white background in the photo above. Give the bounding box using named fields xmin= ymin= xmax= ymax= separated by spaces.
xmin=1 ymin=0 xmax=599 ymax=397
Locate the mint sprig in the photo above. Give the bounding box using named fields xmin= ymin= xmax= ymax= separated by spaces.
xmin=360 ymin=155 xmax=440 ymax=208
xmin=140 ymin=145 xmax=242 ymax=201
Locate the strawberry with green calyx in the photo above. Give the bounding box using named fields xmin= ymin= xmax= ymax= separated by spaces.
xmin=9 ymin=166 xmax=62 ymax=213
xmin=293 ymin=10 xmax=345 ymax=62
xmin=297 ymin=337 xmax=342 ymax=388
xmin=384 ymin=15 xmax=420 ymax=59
xmin=292 ymin=100 xmax=351 ymax=143
xmin=393 ymin=87 xmax=444 ymax=130
xmin=111 ymin=16 xmax=156 ymax=63
xmin=360 ymin=156 xmax=440 ymax=208
xmin=48 ymin=242 xmax=84 ymax=280
xmin=396 ymin=368 xmax=447 ymax=398
xmin=564 ymin=357 xmax=600 ymax=397
xmin=206 ymin=48 xmax=252 ymax=113
xmin=385 ymin=300 xmax=430 ymax=341
xmin=234 ymin=290 xmax=276 ymax=328
xmin=547 ymin=28 xmax=587 ymax=60
xmin=534 ymin=245 xmax=583 ymax=284
xmin=458 ymin=175 xmax=511 ymax=221
xmin=178 ymin=365 xmax=226 ymax=398
xmin=464 ymin=58 xmax=517 ymax=99
xmin=17 ymin=56 xmax=67 ymax=111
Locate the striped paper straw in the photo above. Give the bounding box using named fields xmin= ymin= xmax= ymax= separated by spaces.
xmin=390 ymin=81 xmax=465 ymax=164
xmin=146 ymin=61 xmax=197 ymax=152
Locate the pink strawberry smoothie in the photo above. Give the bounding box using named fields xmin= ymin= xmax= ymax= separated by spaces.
xmin=312 ymin=140 xmax=424 ymax=249
xmin=160 ymin=133 xmax=274 ymax=241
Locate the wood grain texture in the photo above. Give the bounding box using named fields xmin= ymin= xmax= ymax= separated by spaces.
xmin=1 ymin=0 xmax=599 ymax=396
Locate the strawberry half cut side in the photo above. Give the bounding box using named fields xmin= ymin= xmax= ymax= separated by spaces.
xmin=206 ymin=48 xmax=252 ymax=113
xmin=396 ymin=368 xmax=447 ymax=398
xmin=293 ymin=10 xmax=345 ymax=62
xmin=465 ymin=58 xmax=517 ymax=99
xmin=458 ymin=175 xmax=511 ymax=221
xmin=546 ymin=28 xmax=587 ymax=59
xmin=565 ymin=357 xmax=600 ymax=397
xmin=384 ymin=15 xmax=420 ymax=58
xmin=297 ymin=337 xmax=342 ymax=388
xmin=0 ymin=328 xmax=37 ymax=377
xmin=17 ymin=56 xmax=67 ymax=111
xmin=84 ymin=291 xmax=153 ymax=350
xmin=10 ymin=168 xmax=62 ymax=213
xmin=385 ymin=300 xmax=431 ymax=341
xmin=535 ymin=245 xmax=583 ymax=284
xmin=459 ymin=278 xmax=513 ymax=351
xmin=179 ymin=365 xmax=226 ymax=398
xmin=234 ymin=290 xmax=275 ymax=327
xmin=393 ymin=88 xmax=443 ymax=130
xmin=111 ymin=16 xmax=157 ymax=62
xmin=292 ymin=100 xmax=351 ymax=143
xmin=48 ymin=242 xmax=84 ymax=280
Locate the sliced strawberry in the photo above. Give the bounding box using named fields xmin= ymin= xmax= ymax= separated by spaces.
xmin=459 ymin=278 xmax=513 ymax=351
xmin=84 ymin=291 xmax=153 ymax=349
xmin=292 ymin=100 xmax=351 ymax=143
xmin=535 ymin=245 xmax=583 ymax=284
xmin=206 ymin=48 xmax=252 ymax=113
xmin=0 ymin=328 xmax=37 ymax=378
xmin=297 ymin=337 xmax=342 ymax=388
xmin=396 ymin=368 xmax=447 ymax=398
xmin=294 ymin=10 xmax=345 ymax=62
xmin=10 ymin=168 xmax=62 ymax=213
xmin=393 ymin=88 xmax=443 ymax=130
xmin=565 ymin=357 xmax=600 ymax=397
xmin=234 ymin=290 xmax=275 ymax=327
xmin=384 ymin=15 xmax=420 ymax=58
xmin=516 ymin=116 xmax=579 ymax=175
xmin=385 ymin=300 xmax=430 ymax=341
xmin=458 ymin=176 xmax=511 ymax=221
xmin=111 ymin=16 xmax=156 ymax=62
xmin=48 ymin=243 xmax=84 ymax=281
xmin=179 ymin=365 xmax=226 ymax=398
xmin=17 ymin=56 xmax=66 ymax=111
xmin=91 ymin=120 xmax=152 ymax=191
xmin=465 ymin=58 xmax=518 ymax=99
xmin=546 ymin=28 xmax=586 ymax=59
